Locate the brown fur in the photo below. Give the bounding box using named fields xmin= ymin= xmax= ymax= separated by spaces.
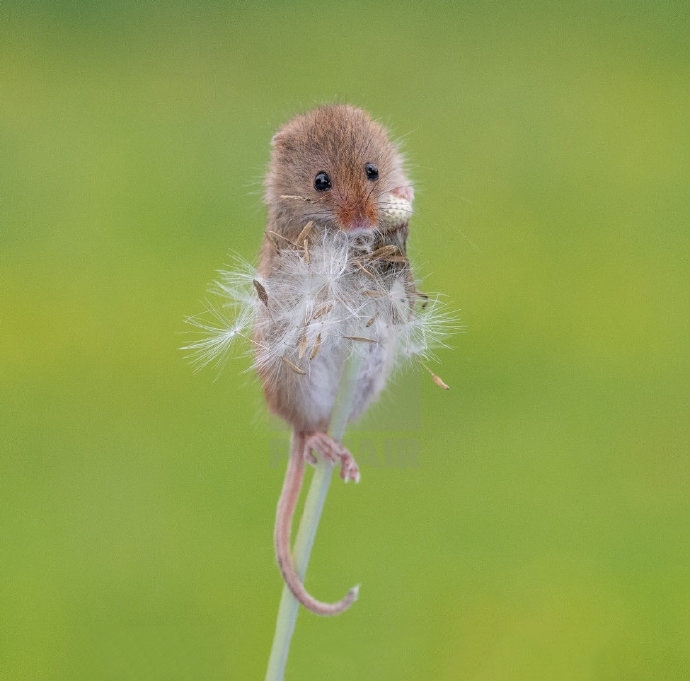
xmin=259 ymin=104 xmax=411 ymax=275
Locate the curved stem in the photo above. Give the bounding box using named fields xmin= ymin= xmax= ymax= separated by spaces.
xmin=264 ymin=350 xmax=362 ymax=681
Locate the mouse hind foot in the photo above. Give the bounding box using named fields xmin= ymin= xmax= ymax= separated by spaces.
xmin=304 ymin=431 xmax=360 ymax=483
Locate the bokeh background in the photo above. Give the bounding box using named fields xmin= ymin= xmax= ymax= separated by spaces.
xmin=2 ymin=2 xmax=689 ymax=679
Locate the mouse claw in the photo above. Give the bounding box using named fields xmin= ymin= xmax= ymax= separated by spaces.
xmin=305 ymin=432 xmax=360 ymax=483
xmin=339 ymin=452 xmax=360 ymax=484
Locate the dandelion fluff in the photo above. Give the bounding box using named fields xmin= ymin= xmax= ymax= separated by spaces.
xmin=184 ymin=229 xmax=453 ymax=402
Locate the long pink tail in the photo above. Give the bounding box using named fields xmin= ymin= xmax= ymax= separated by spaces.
xmin=274 ymin=431 xmax=358 ymax=616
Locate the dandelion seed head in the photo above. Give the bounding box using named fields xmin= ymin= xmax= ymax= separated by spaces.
xmin=183 ymin=229 xmax=455 ymax=386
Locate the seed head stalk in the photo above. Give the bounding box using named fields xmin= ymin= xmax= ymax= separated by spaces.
xmin=264 ymin=349 xmax=363 ymax=681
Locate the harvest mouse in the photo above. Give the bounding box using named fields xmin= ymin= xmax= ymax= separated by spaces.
xmin=257 ymin=105 xmax=417 ymax=615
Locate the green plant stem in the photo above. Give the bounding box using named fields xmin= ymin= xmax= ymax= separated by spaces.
xmin=264 ymin=350 xmax=362 ymax=681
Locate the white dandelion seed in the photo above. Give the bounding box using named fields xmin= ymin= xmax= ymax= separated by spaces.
xmin=184 ymin=230 xmax=455 ymax=386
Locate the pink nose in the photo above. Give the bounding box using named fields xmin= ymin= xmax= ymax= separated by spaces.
xmin=338 ymin=202 xmax=377 ymax=232
xmin=346 ymin=216 xmax=374 ymax=232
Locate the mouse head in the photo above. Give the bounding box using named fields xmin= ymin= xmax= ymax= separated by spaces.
xmin=265 ymin=105 xmax=413 ymax=239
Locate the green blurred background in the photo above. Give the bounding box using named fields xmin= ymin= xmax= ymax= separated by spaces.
xmin=2 ymin=2 xmax=689 ymax=679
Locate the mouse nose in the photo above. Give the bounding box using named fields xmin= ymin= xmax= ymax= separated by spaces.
xmin=337 ymin=199 xmax=378 ymax=232
xmin=346 ymin=215 xmax=373 ymax=232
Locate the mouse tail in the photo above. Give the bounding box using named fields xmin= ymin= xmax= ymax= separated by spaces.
xmin=274 ymin=430 xmax=359 ymax=616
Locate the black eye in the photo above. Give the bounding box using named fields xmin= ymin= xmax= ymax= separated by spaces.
xmin=365 ymin=163 xmax=378 ymax=181
xmin=314 ymin=171 xmax=331 ymax=191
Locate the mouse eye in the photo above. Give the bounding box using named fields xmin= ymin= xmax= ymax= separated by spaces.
xmin=314 ymin=171 xmax=332 ymax=191
xmin=364 ymin=163 xmax=379 ymax=181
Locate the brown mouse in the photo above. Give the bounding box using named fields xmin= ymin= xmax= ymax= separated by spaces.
xmin=256 ymin=104 xmax=416 ymax=615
